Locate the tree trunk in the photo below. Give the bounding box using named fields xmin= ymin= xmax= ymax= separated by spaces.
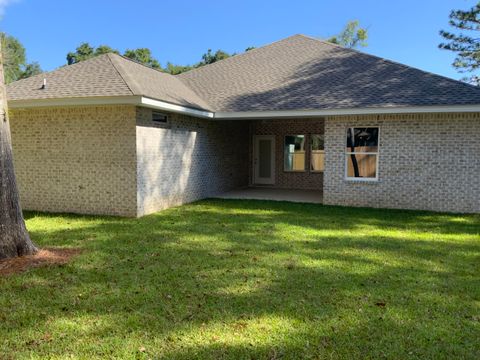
xmin=0 ymin=42 xmax=37 ymax=259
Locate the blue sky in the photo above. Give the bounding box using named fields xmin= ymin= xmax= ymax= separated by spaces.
xmin=1 ymin=0 xmax=478 ymax=80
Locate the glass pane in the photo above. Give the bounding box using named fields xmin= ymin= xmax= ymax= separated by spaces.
xmin=311 ymin=151 xmax=325 ymax=172
xmin=346 ymin=128 xmax=378 ymax=153
xmin=346 ymin=154 xmax=377 ymax=178
xmin=311 ymin=134 xmax=325 ymax=172
xmin=258 ymin=139 xmax=271 ymax=178
xmin=284 ymin=135 xmax=305 ymax=171
xmin=311 ymin=134 xmax=324 ymax=151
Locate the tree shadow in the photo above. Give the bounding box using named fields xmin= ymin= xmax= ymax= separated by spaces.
xmin=1 ymin=200 xmax=479 ymax=358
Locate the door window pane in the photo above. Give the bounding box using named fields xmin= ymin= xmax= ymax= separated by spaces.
xmin=258 ymin=139 xmax=271 ymax=178
xmin=284 ymin=135 xmax=305 ymax=171
xmin=311 ymin=134 xmax=324 ymax=172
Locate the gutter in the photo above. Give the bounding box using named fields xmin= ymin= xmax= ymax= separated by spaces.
xmin=8 ymin=96 xmax=480 ymax=119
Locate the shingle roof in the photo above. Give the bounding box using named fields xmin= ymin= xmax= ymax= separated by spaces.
xmin=6 ymin=53 xmax=211 ymax=111
xmin=7 ymin=34 xmax=480 ymax=113
xmin=178 ymin=34 xmax=480 ymax=112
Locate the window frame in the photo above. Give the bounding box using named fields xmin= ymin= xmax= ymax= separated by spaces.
xmin=310 ymin=134 xmax=325 ymax=173
xmin=344 ymin=126 xmax=380 ymax=182
xmin=283 ymin=134 xmax=306 ymax=172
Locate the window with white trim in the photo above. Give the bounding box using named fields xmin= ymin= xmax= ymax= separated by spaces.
xmin=345 ymin=127 xmax=379 ymax=180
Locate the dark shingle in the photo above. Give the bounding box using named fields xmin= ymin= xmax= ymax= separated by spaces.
xmin=179 ymin=34 xmax=480 ymax=111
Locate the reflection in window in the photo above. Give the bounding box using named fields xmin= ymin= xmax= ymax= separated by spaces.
xmin=284 ymin=135 xmax=305 ymax=171
xmin=311 ymin=134 xmax=324 ymax=172
xmin=346 ymin=127 xmax=379 ymax=179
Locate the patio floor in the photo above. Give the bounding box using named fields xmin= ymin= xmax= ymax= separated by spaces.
xmin=215 ymin=187 xmax=323 ymax=204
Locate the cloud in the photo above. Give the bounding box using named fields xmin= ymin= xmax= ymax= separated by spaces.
xmin=0 ymin=0 xmax=19 ymax=19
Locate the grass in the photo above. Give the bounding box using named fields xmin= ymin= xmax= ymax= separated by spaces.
xmin=0 ymin=199 xmax=479 ymax=359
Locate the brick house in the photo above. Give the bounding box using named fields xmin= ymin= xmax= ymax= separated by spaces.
xmin=6 ymin=35 xmax=480 ymax=216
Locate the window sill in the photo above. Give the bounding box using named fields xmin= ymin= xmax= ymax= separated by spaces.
xmin=283 ymin=170 xmax=307 ymax=173
xmin=345 ymin=177 xmax=379 ymax=183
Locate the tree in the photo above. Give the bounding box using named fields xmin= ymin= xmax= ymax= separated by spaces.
xmin=328 ymin=20 xmax=368 ymax=48
xmin=18 ymin=61 xmax=42 ymax=80
xmin=123 ymin=48 xmax=161 ymax=69
xmin=0 ymin=40 xmax=38 ymax=259
xmin=439 ymin=2 xmax=480 ymax=85
xmin=67 ymin=43 xmax=119 ymax=65
xmin=67 ymin=43 xmax=162 ymax=70
xmin=0 ymin=33 xmax=42 ymax=83
xmin=198 ymin=49 xmax=231 ymax=65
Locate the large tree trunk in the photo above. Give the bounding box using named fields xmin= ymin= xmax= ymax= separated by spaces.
xmin=0 ymin=42 xmax=37 ymax=259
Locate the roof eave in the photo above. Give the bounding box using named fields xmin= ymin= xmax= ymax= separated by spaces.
xmin=213 ymin=105 xmax=480 ymax=119
xmin=7 ymin=97 xmax=480 ymax=119
xmin=8 ymin=95 xmax=215 ymax=119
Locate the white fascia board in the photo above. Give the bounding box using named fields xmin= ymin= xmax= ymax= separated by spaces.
xmin=8 ymin=96 xmax=141 ymax=109
xmin=214 ymin=105 xmax=480 ymax=119
xmin=9 ymin=96 xmax=480 ymax=119
xmin=140 ymin=97 xmax=214 ymax=118
xmin=8 ymin=95 xmax=215 ymax=119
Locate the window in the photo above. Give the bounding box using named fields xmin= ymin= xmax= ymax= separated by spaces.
xmin=310 ymin=134 xmax=324 ymax=172
xmin=345 ymin=127 xmax=379 ymax=180
xmin=152 ymin=111 xmax=168 ymax=123
xmin=284 ymin=135 xmax=305 ymax=171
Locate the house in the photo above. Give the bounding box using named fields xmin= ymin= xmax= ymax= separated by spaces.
xmin=6 ymin=34 xmax=480 ymax=216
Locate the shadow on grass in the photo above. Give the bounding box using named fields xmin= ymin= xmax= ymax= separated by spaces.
xmin=1 ymin=199 xmax=479 ymax=359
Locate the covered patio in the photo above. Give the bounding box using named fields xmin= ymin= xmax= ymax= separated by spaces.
xmin=215 ymin=187 xmax=323 ymax=204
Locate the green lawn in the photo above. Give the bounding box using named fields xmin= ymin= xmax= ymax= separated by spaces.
xmin=1 ymin=200 xmax=479 ymax=359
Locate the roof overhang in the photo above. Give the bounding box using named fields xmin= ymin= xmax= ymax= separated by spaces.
xmin=8 ymin=96 xmax=480 ymax=119
xmin=213 ymin=104 xmax=480 ymax=119
xmin=8 ymin=95 xmax=215 ymax=119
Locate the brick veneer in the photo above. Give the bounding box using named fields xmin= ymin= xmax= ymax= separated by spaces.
xmin=10 ymin=105 xmax=138 ymax=216
xmin=323 ymin=113 xmax=480 ymax=213
xmin=136 ymin=107 xmax=249 ymax=216
xmin=251 ymin=118 xmax=324 ymax=190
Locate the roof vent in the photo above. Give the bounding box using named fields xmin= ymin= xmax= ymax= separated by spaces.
xmin=41 ymin=78 xmax=47 ymax=90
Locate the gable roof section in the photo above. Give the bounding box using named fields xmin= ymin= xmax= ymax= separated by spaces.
xmin=7 ymin=53 xmax=211 ymax=111
xmin=178 ymin=34 xmax=480 ymax=112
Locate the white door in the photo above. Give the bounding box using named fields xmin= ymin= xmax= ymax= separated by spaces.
xmin=253 ymin=135 xmax=275 ymax=185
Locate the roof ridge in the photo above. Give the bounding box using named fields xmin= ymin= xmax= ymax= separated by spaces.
xmin=299 ymin=34 xmax=480 ymax=91
xmin=177 ymin=34 xmax=304 ymax=78
xmin=106 ymin=53 xmax=141 ymax=95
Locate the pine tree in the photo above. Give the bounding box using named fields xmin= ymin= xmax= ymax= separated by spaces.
xmin=439 ymin=2 xmax=480 ymax=84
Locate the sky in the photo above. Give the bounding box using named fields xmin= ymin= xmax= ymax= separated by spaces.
xmin=0 ymin=0 xmax=478 ymax=81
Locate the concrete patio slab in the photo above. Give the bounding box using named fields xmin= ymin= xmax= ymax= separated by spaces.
xmin=215 ymin=187 xmax=323 ymax=204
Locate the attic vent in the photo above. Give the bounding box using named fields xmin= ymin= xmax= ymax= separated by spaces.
xmin=152 ymin=111 xmax=168 ymax=123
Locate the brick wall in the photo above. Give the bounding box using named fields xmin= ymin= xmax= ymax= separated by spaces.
xmin=136 ymin=108 xmax=249 ymax=216
xmin=323 ymin=113 xmax=480 ymax=213
xmin=251 ymin=118 xmax=324 ymax=190
xmin=10 ymin=105 xmax=138 ymax=216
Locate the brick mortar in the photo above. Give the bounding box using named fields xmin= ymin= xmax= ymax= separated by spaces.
xmin=323 ymin=113 xmax=480 ymax=213
xmin=251 ymin=119 xmax=324 ymax=190
xmin=10 ymin=105 xmax=137 ymax=216
xmin=136 ymin=107 xmax=249 ymax=216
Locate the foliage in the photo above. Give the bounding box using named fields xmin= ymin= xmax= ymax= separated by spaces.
xmin=0 ymin=200 xmax=478 ymax=358
xmin=328 ymin=20 xmax=368 ymax=48
xmin=199 ymin=49 xmax=231 ymax=65
xmin=123 ymin=48 xmax=161 ymax=69
xmin=66 ymin=43 xmax=119 ymax=65
xmin=439 ymin=2 xmax=480 ymax=85
xmin=165 ymin=62 xmax=194 ymax=75
xmin=18 ymin=62 xmax=42 ymax=80
xmin=0 ymin=33 xmax=42 ymax=83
